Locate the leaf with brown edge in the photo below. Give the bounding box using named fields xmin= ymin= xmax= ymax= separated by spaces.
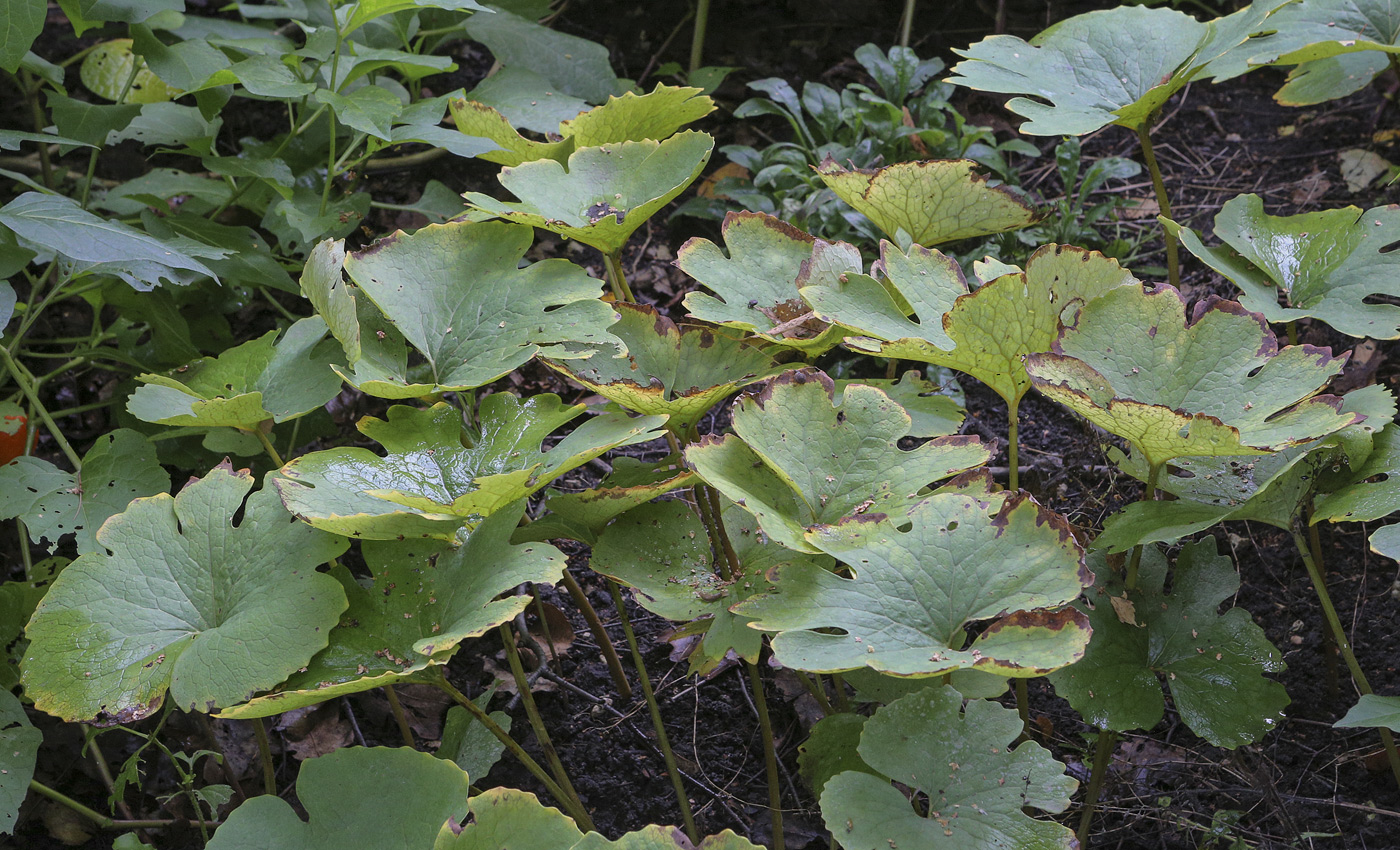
xmin=814 ymin=157 xmax=1040 ymax=247
xmin=734 ymin=490 xmax=1091 ymax=677
xmin=1027 ymin=284 xmax=1358 ymax=468
xmin=686 ymin=368 xmax=990 ymax=553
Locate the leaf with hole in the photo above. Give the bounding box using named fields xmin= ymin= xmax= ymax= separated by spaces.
xmin=275 ymin=397 xmax=667 ymax=542
xmin=686 ymin=368 xmax=989 ymax=554
xmin=1167 ymin=195 xmax=1400 ymax=339
xmin=542 ymin=302 xmax=783 ymax=434
xmin=80 ymin=39 xmax=179 ymax=103
xmin=218 ymin=501 xmax=563 ymax=718
xmin=463 ymin=131 xmax=714 ymax=256
xmin=1048 ymin=541 xmax=1288 ymax=746
xmin=0 ymin=689 xmax=40 ymax=836
xmin=734 ymin=486 xmax=1091 ymax=677
xmin=679 ymin=212 xmax=862 ymax=356
xmin=814 ymin=158 xmax=1040 ymax=246
xmin=21 ymin=462 xmax=348 ymax=722
xmin=818 ymin=685 xmax=1079 ymax=850
xmin=206 ymin=746 xmax=470 ymax=850
xmin=1027 ymin=285 xmax=1358 ymax=469
xmin=0 ymin=428 xmax=170 ymax=555
xmin=833 ymin=369 xmax=965 ymax=439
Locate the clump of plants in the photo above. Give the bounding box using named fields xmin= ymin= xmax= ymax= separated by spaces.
xmin=5 ymin=1 xmax=1400 ymax=849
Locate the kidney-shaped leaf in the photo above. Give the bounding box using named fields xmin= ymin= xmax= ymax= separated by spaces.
xmin=814 ymin=158 xmax=1040 ymax=246
xmin=22 ymin=462 xmax=348 ymax=722
xmin=1048 ymin=542 xmax=1288 ymax=747
xmin=463 ymin=131 xmax=713 ymax=256
xmin=805 ymin=242 xmax=1137 ymax=411
xmin=1027 ymin=285 xmax=1357 ymax=468
xmin=343 ymin=221 xmax=624 ymax=393
xmin=735 ymin=490 xmax=1091 ymax=677
xmin=1 ymin=689 xmax=40 ymax=836
xmin=679 ymin=211 xmax=859 ymax=356
xmin=947 ymin=3 xmax=1285 ymax=135
xmin=543 ymin=302 xmax=782 ymax=433
xmin=687 ymin=368 xmax=989 ymax=553
xmin=1313 ymin=422 xmax=1400 ymax=524
xmin=0 ymin=428 xmax=169 ymax=554
xmin=1168 ymin=194 xmax=1400 ymax=339
xmin=276 ymin=397 xmax=667 ymax=542
xmin=219 ymin=501 xmax=565 ymax=719
xmin=127 ymin=317 xmax=342 ymax=430
xmin=207 ymin=746 xmax=470 ymax=850
xmin=820 ymin=686 xmax=1078 ymax=850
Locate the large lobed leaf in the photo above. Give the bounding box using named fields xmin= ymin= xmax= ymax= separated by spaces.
xmin=1027 ymin=285 xmax=1357 ymax=468
xmin=22 ymin=462 xmax=348 ymax=722
xmin=686 ymin=368 xmax=990 ymax=553
xmin=276 ymin=398 xmax=667 ymax=542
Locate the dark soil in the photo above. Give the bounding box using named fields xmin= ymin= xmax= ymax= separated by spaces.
xmin=10 ymin=1 xmax=1400 ymax=849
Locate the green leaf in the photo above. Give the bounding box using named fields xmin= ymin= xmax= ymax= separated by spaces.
xmin=21 ymin=461 xmax=348 ymax=722
xmin=735 ymin=486 xmax=1091 ymax=677
xmin=206 ymin=746 xmax=470 ymax=850
xmin=1168 ymin=194 xmax=1400 ymax=339
xmin=0 ymin=192 xmax=217 ymax=290
xmin=462 ymin=7 xmax=620 ymax=103
xmin=591 ymin=499 xmax=834 ymax=670
xmin=1048 ymin=541 xmax=1288 ymax=746
xmin=833 ymin=369 xmax=965 ymax=439
xmin=338 ymin=0 xmax=490 ymax=35
xmin=1370 ymin=523 xmax=1400 ymax=561
xmin=820 ymin=686 xmax=1078 ymax=850
xmin=0 ymin=689 xmax=41 ymax=835
xmin=678 ymin=211 xmax=859 ymax=356
xmin=814 ymin=158 xmax=1040 ymax=246
xmin=947 ymin=3 xmax=1286 ymax=135
xmin=1027 ymin=285 xmax=1358 ymax=468
xmin=194 ymin=54 xmax=316 ymax=98
xmin=687 ymin=368 xmax=990 ymax=553
xmin=515 ymin=457 xmax=697 ymax=546
xmin=437 ymin=691 xmax=510 ymax=782
xmin=467 ymin=67 xmax=592 ymax=134
xmin=80 ymin=39 xmax=180 ymax=103
xmin=0 ymin=429 xmax=170 ymax=555
xmin=1336 ymin=694 xmax=1400 ymax=732
xmin=798 ymin=713 xmax=876 ymax=795
xmin=463 ymin=131 xmax=714 ymax=256
xmin=275 ymin=397 xmax=667 ymax=542
xmin=805 ymin=242 xmax=1136 ymax=412
xmin=0 ymin=0 xmax=44 ymax=73
xmin=1314 ymin=423 xmax=1400 ymax=524
xmin=542 ymin=302 xmax=782 ymax=433
xmin=561 ymin=84 xmax=715 ymax=147
xmin=448 ymin=98 xmax=575 ymax=167
xmin=342 ymin=221 xmax=625 ymax=393
xmin=129 ymin=24 xmax=232 ymax=92
xmin=219 ymin=501 xmax=564 ymax=718
xmin=314 ymin=86 xmax=404 ymax=141
xmin=127 ymin=317 xmax=343 ymax=430
xmin=0 ymin=558 xmax=63 ymax=691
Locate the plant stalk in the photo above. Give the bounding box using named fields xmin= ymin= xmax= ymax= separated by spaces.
xmin=1007 ymin=395 xmax=1020 ymax=492
xmin=745 ymin=660 xmax=784 ymax=850
xmin=1292 ymin=525 xmax=1400 ymax=792
xmin=607 ymin=580 xmax=700 ymax=844
xmin=559 ymin=570 xmax=633 ymax=701
xmin=382 ymin=684 xmax=416 ymax=747
xmin=27 ymin=780 xmax=216 ymax=830
xmin=433 ymin=670 xmax=594 ymax=829
xmin=1134 ymin=122 xmax=1179 ymax=291
xmin=898 ymin=0 xmax=917 ymax=48
xmin=251 ymin=716 xmax=277 ymax=796
xmin=1076 ymin=729 xmax=1118 ymax=847
xmin=1124 ymin=461 xmax=1163 ymax=591
xmin=498 ymin=623 xmax=591 ymax=819
xmin=689 ymin=0 xmax=712 ymax=74
xmin=601 ymin=250 xmax=635 ymax=303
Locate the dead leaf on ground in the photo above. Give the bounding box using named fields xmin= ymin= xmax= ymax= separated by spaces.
xmin=525 ymin=600 xmax=576 ymax=658
xmin=1335 ymin=339 xmax=1382 ymax=393
xmin=278 ymin=702 xmax=354 ymax=761
xmin=1290 ymin=170 xmax=1331 ymax=205
xmin=1109 ymin=594 xmax=1139 ymax=626
xmin=483 ymin=655 xmax=557 ymax=696
xmin=1339 ymin=149 xmax=1392 ymax=193
xmin=1117 ymin=197 xmax=1159 ymax=220
xmin=392 ymin=683 xmax=455 ymax=740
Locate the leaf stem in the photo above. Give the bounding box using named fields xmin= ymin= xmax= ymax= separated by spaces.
xmin=1134 ymin=121 xmax=1179 ymax=291
xmin=898 ymin=0 xmax=916 ymax=48
xmin=601 ymin=250 xmax=635 ymax=303
xmin=1124 ymin=461 xmax=1163 ymax=591
xmin=431 ymin=670 xmax=595 ymax=830
xmin=607 ymin=579 xmax=700 ymax=843
xmin=1292 ymin=524 xmax=1400 ymax=792
xmin=27 ymin=780 xmax=212 ymax=830
xmin=745 ymin=660 xmax=785 ymax=850
xmin=498 ymin=623 xmax=591 ymax=821
xmin=1076 ymin=729 xmax=1117 ymax=846
xmin=382 ymin=684 xmax=416 ymax=748
xmin=558 ymin=570 xmax=633 ymax=701
xmin=251 ymin=716 xmax=277 ymax=796
xmin=1007 ymin=394 xmax=1020 ymax=492
xmin=0 ymin=346 xmax=83 ymax=469
xmin=254 ymin=427 xmax=285 ymax=467
xmin=689 ymin=0 xmax=712 ymax=75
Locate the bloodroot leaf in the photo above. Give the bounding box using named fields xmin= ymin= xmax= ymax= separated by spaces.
xmin=814 ymin=158 xmax=1040 ymax=246
xmin=0 ymin=428 xmax=169 ymax=554
xmin=0 ymin=689 xmax=40 ymax=836
xmin=1167 ymin=195 xmax=1400 ymax=339
xmin=1336 ymin=694 xmax=1400 ymax=733
xmin=219 ymin=502 xmax=564 ymax=719
xmin=206 ymin=747 xmax=470 ymax=850
xmin=736 ymin=489 xmax=1091 ymax=677
xmin=516 ymin=457 xmax=697 ymax=546
xmin=1048 ymin=542 xmax=1288 ymax=746
xmin=686 ymin=368 xmax=989 ymax=553
xmin=21 ymin=462 xmax=348 ymax=722
xmin=542 ymin=302 xmax=783 ymax=433
xmin=1027 ymin=285 xmax=1357 ymax=468
xmin=819 ymin=686 xmax=1078 ymax=850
